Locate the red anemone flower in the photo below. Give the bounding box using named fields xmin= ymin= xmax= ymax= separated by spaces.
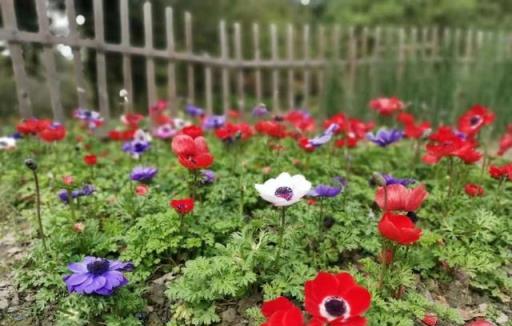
xmin=457 ymin=104 xmax=495 ymax=137
xmin=170 ymin=198 xmax=194 ymax=215
xmin=83 ymin=154 xmax=97 ymax=166
xmin=180 ymin=125 xmax=203 ymax=139
xmin=305 ymin=272 xmax=371 ymax=326
xmin=260 ymin=297 xmax=304 ymax=326
xmin=378 ymin=212 xmax=422 ymax=245
xmin=464 ymin=184 xmax=484 ymax=197
xmin=38 ymin=123 xmax=67 ymax=142
xmin=369 ymin=97 xmax=405 ymax=116
xmin=375 ymin=184 xmax=428 ymax=212
xmin=171 ymin=134 xmax=213 ymax=170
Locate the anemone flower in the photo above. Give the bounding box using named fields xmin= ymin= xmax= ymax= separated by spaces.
xmin=305 ymin=272 xmax=371 ymax=325
xmin=63 ymin=256 xmax=133 ymax=296
xmin=130 ymin=166 xmax=158 ymax=183
xmin=367 ymin=128 xmax=403 ymax=147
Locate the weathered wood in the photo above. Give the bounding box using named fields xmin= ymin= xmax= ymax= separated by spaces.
xmin=185 ymin=12 xmax=194 ymax=104
xmin=303 ymin=24 xmax=311 ymax=108
xmin=93 ymin=0 xmax=110 ymax=125
xmin=270 ymin=24 xmax=279 ymax=112
xmin=143 ymin=1 xmax=157 ymax=108
xmin=234 ymin=22 xmax=244 ymax=111
xmin=219 ymin=20 xmax=230 ymax=114
xmin=252 ymin=23 xmax=262 ymax=103
xmin=36 ymin=0 xmax=64 ymax=121
xmin=65 ymin=0 xmax=88 ymax=110
xmin=204 ymin=55 xmax=213 ymax=115
xmin=165 ymin=7 xmax=177 ymax=115
xmin=316 ymin=25 xmax=326 ymax=99
xmin=286 ymin=24 xmax=295 ymax=109
xmin=0 ymin=0 xmax=32 ymax=118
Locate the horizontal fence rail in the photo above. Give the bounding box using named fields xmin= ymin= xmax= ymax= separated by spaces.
xmin=0 ymin=0 xmax=511 ymax=124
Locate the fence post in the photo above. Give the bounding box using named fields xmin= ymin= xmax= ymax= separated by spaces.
xmin=165 ymin=7 xmax=177 ymax=116
xmin=270 ymin=23 xmax=279 ymax=113
xmin=234 ymin=22 xmax=244 ymax=113
xmin=220 ymin=20 xmax=230 ymax=115
xmin=286 ymin=24 xmax=295 ymax=109
xmin=119 ymin=0 xmax=133 ymax=113
xmin=0 ymin=0 xmax=32 ymax=118
xmin=35 ymin=0 xmax=64 ymax=122
xmin=93 ymin=0 xmax=110 ymax=128
xmin=65 ymin=0 xmax=88 ymax=111
xmin=185 ymin=12 xmax=194 ymax=105
xmin=252 ymin=23 xmax=262 ymax=104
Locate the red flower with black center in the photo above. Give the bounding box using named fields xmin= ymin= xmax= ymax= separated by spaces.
xmin=260 ymin=297 xmax=304 ymax=326
xmin=464 ymin=184 xmax=484 ymax=197
xmin=83 ymin=154 xmax=97 ymax=166
xmin=378 ymin=212 xmax=422 ymax=245
xmin=369 ymin=97 xmax=405 ymax=116
xmin=458 ymin=104 xmax=495 ymax=137
xmin=375 ymin=184 xmax=428 ymax=212
xmin=38 ymin=123 xmax=67 ymax=142
xmin=170 ymin=198 xmax=194 ymax=215
xmin=180 ymin=125 xmax=203 ymax=139
xmin=304 ymin=272 xmax=371 ymax=326
xmin=171 ymin=134 xmax=213 ymax=170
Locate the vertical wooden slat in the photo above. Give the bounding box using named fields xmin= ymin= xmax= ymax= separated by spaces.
xmin=0 ymin=0 xmax=32 ymax=118
xmin=143 ymin=1 xmax=157 ymax=108
xmin=286 ymin=24 xmax=295 ymax=109
xmin=93 ymin=0 xmax=110 ymax=125
xmin=270 ymin=24 xmax=279 ymax=112
xmin=219 ymin=20 xmax=230 ymax=114
xmin=165 ymin=7 xmax=177 ymax=115
xmin=316 ymin=25 xmax=326 ymax=99
xmin=252 ymin=23 xmax=262 ymax=103
xmin=303 ymin=24 xmax=311 ymax=108
xmin=36 ymin=0 xmax=64 ymax=122
xmin=185 ymin=12 xmax=194 ymax=104
xmin=204 ymin=55 xmax=213 ymax=115
xmin=120 ymin=0 xmax=133 ymax=113
xmin=234 ymin=22 xmax=244 ymax=112
xmin=65 ymin=0 xmax=88 ymax=110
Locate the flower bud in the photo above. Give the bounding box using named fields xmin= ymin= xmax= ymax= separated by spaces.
xmin=24 ymin=158 xmax=38 ymax=171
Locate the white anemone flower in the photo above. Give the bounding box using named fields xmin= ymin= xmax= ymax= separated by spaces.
xmin=255 ymin=172 xmax=312 ymax=206
xmin=0 ymin=137 xmax=16 ymax=150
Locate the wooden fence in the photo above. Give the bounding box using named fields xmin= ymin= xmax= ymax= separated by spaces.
xmin=0 ymin=0 xmax=510 ymax=124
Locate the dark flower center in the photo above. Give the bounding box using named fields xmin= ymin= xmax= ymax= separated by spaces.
xmin=275 ymin=186 xmax=293 ymax=201
xmin=406 ymin=211 xmax=419 ymax=223
xmin=87 ymin=259 xmax=110 ymax=275
xmin=324 ymin=298 xmax=347 ymax=317
xmin=470 ymin=116 xmax=481 ymax=126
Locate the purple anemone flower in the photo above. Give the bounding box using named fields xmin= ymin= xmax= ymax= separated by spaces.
xmin=367 ymin=128 xmax=403 ymax=147
xmin=130 ymin=166 xmax=158 ymax=182
xmin=200 ymin=169 xmax=216 ymax=185
xmin=185 ymin=104 xmax=204 ymax=117
xmin=382 ymin=174 xmax=416 ymax=186
xmin=252 ymin=104 xmax=269 ymax=117
xmin=308 ymin=184 xmax=342 ymax=198
xmin=202 ymin=115 xmax=226 ymax=130
xmin=63 ymin=256 xmax=133 ymax=296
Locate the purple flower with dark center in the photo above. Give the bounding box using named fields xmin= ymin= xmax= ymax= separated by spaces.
xmin=185 ymin=104 xmax=204 ymax=117
xmin=252 ymin=104 xmax=268 ymax=117
xmin=122 ymin=140 xmax=150 ymax=159
xmin=63 ymin=256 xmax=133 ymax=296
xmin=308 ymin=184 xmax=342 ymax=198
xmin=200 ymin=169 xmax=216 ymax=185
xmin=382 ymin=174 xmax=416 ymax=186
xmin=367 ymin=128 xmax=403 ymax=147
xmin=130 ymin=166 xmax=158 ymax=182
xmin=202 ymin=115 xmax=226 ymax=130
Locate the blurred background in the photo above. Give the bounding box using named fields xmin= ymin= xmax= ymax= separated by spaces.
xmin=1 ymin=0 xmax=512 ymax=132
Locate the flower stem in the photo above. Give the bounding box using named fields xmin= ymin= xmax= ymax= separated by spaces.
xmin=276 ymin=207 xmax=287 ymax=261
xmin=32 ymin=169 xmax=47 ymax=250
